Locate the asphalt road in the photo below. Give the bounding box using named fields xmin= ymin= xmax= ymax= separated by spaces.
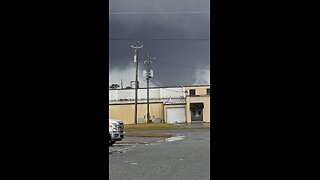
xmin=109 ymin=128 xmax=210 ymax=180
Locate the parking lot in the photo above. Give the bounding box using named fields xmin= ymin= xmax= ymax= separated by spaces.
xmin=109 ymin=132 xmax=172 ymax=155
xmin=109 ymin=128 xmax=210 ymax=180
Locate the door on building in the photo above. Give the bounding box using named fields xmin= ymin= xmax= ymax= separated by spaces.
xmin=166 ymin=107 xmax=186 ymax=124
xmin=190 ymin=103 xmax=204 ymax=122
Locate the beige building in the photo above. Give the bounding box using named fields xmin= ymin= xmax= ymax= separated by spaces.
xmin=109 ymin=85 xmax=210 ymax=124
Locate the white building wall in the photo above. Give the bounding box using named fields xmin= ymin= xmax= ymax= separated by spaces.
xmin=109 ymin=90 xmax=118 ymax=101
xmin=161 ymin=87 xmax=184 ymax=98
xmin=109 ymin=87 xmax=184 ymax=101
xmin=139 ymin=88 xmax=161 ymax=99
xmin=118 ymin=89 xmax=135 ymax=99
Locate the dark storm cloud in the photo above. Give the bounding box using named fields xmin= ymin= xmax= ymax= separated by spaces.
xmin=109 ymin=0 xmax=210 ymax=87
xmin=109 ymin=0 xmax=209 ymax=13
xmin=109 ymin=13 xmax=209 ymax=39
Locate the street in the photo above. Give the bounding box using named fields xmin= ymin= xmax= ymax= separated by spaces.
xmin=109 ymin=128 xmax=210 ymax=180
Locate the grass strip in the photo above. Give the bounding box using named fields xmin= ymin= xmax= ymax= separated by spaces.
xmin=124 ymin=123 xmax=209 ymax=132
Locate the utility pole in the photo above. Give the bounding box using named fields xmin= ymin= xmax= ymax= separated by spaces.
xmin=144 ymin=52 xmax=154 ymax=123
xmin=131 ymin=41 xmax=143 ymax=124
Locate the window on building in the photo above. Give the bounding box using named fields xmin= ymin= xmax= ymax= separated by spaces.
xmin=190 ymin=89 xmax=196 ymax=96
xmin=207 ymin=88 xmax=210 ymax=95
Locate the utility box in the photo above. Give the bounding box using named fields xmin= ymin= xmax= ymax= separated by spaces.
xmin=138 ymin=118 xmax=146 ymax=124
xmin=152 ymin=118 xmax=161 ymax=123
xmin=143 ymin=70 xmax=154 ymax=79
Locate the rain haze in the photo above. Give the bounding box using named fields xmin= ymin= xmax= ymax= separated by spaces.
xmin=109 ymin=0 xmax=210 ymax=88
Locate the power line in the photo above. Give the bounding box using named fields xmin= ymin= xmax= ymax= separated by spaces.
xmin=149 ymin=79 xmax=162 ymax=87
xmin=150 ymin=79 xmax=184 ymax=92
xmin=149 ymin=69 xmax=184 ymax=87
xmin=158 ymin=61 xmax=210 ymax=71
xmin=109 ymin=11 xmax=210 ymax=15
xmin=109 ymin=38 xmax=210 ymax=41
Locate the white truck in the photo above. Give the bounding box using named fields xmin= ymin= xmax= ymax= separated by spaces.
xmin=108 ymin=119 xmax=125 ymax=146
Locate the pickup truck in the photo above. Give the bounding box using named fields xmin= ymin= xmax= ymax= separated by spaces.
xmin=108 ymin=119 xmax=125 ymax=146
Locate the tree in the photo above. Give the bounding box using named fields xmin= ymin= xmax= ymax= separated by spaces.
xmin=109 ymin=84 xmax=120 ymax=89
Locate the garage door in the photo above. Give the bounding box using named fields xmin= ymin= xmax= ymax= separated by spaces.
xmin=166 ymin=108 xmax=186 ymax=124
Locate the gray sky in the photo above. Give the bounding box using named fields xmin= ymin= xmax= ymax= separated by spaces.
xmin=109 ymin=0 xmax=210 ymax=88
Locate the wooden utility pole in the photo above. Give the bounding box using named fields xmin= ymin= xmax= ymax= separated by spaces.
xmin=131 ymin=41 xmax=143 ymax=124
xmin=144 ymin=52 xmax=154 ymax=123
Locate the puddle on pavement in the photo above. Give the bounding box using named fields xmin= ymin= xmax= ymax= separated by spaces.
xmin=149 ymin=143 xmax=161 ymax=145
xmin=158 ymin=135 xmax=185 ymax=142
xmin=115 ymin=142 xmax=148 ymax=145
xmin=111 ymin=135 xmax=187 ymax=150
xmin=109 ymin=150 xmax=124 ymax=156
xmin=125 ymin=161 xmax=138 ymax=165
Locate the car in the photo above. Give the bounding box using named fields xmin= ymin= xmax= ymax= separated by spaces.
xmin=109 ymin=119 xmax=125 ymax=146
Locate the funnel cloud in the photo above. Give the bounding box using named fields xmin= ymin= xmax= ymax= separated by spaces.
xmin=109 ymin=0 xmax=210 ymax=87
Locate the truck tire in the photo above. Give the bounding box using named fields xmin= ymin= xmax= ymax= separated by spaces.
xmin=108 ymin=133 xmax=116 ymax=146
xmin=109 ymin=141 xmax=116 ymax=146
